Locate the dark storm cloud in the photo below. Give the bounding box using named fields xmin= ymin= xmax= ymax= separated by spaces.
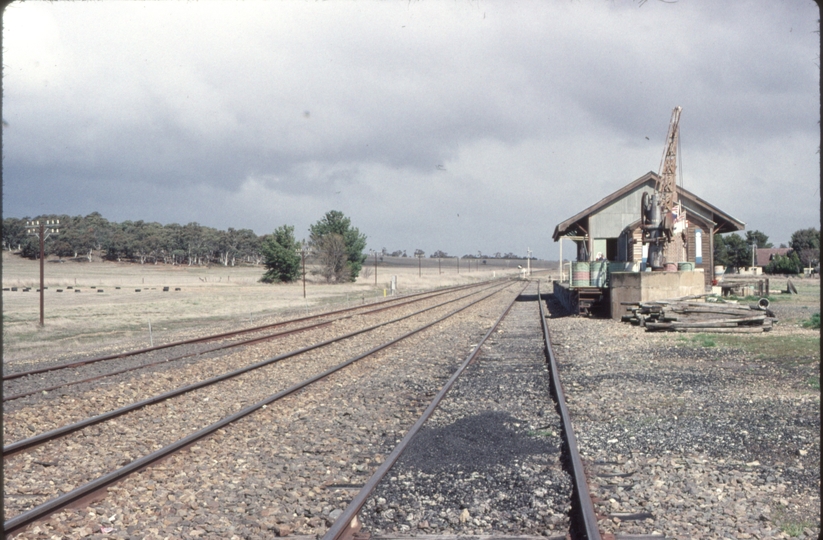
xmin=2 ymin=1 xmax=818 ymax=258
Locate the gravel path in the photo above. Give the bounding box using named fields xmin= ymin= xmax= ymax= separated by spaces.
xmin=544 ymin=290 xmax=820 ymax=539
xmin=6 ymin=282 xmax=521 ymax=539
xmin=360 ymin=284 xmax=572 ymax=539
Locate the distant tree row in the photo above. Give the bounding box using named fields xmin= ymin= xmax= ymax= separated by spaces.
xmin=3 ymin=210 xmax=370 ymax=287
xmin=377 ymin=248 xmax=525 ymax=260
xmin=3 ymin=213 xmax=263 ymax=267
xmin=714 ymin=228 xmax=819 ymax=274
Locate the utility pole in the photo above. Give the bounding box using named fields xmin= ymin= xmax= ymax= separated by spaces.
xmin=418 ymin=254 xmax=422 ymax=277
xmin=527 ymin=247 xmax=532 ymax=276
xmin=374 ymin=251 xmax=378 ymax=285
xmin=26 ymin=219 xmax=60 ymax=327
xmin=301 ymin=245 xmax=307 ymax=299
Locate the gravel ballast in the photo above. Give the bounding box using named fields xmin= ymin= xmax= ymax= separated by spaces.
xmin=5 ymin=278 xmax=818 ymax=539
xmin=544 ymin=291 xmax=820 ymax=540
xmin=360 ymin=285 xmax=572 ymax=538
xmin=6 ymin=282 xmax=523 ymax=539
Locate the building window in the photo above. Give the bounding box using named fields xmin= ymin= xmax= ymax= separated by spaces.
xmin=695 ymin=228 xmax=703 ymax=264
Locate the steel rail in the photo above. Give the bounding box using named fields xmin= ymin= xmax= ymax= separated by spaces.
xmin=5 ymin=282 xmax=496 ymax=402
xmin=537 ymin=282 xmax=602 ymax=540
xmin=3 ymin=280 xmax=512 ymax=457
xmin=4 ymin=280 xmax=518 ymax=537
xmin=3 ymin=282 xmax=496 ymax=402
xmin=322 ymin=281 xmax=529 ymax=540
xmin=3 ymin=320 xmax=335 ymax=402
xmin=3 ymin=280 xmax=489 ymax=381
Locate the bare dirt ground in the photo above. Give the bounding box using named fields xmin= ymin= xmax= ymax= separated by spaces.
xmin=2 ymin=252 xmax=553 ymax=365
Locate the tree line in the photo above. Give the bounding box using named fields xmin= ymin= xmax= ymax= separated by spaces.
xmin=3 ymin=211 xmax=369 ymax=285
xmin=3 ymin=212 xmax=264 ymax=267
xmin=382 ymin=249 xmax=525 ymax=259
xmin=714 ymin=228 xmax=819 ymax=274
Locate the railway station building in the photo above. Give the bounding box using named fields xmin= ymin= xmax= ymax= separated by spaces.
xmin=552 ymin=171 xmax=745 ymax=316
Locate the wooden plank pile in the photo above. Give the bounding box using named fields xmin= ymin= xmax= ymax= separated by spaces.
xmin=622 ymin=298 xmax=777 ymax=333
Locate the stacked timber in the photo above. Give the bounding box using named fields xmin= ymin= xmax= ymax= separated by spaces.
xmin=622 ymin=299 xmax=777 ymax=333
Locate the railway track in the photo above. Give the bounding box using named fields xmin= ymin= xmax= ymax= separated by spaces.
xmin=5 ymin=280 xmax=516 ymax=537
xmin=5 ymin=279 xmax=607 ymax=540
xmin=3 ymin=281 xmax=509 ymax=456
xmin=3 ymin=280 xmax=489 ymax=400
xmin=326 ymin=281 xmax=601 ymax=540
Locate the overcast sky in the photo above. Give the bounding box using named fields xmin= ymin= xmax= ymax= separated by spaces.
xmin=3 ymin=0 xmax=819 ymax=259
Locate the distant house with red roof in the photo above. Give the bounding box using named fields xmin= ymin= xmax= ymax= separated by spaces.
xmin=754 ymin=247 xmax=792 ymax=267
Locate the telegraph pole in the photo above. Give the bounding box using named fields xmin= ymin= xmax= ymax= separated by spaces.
xmin=301 ymin=246 xmax=307 ymax=299
xmin=374 ymin=251 xmax=378 ymax=286
xmin=26 ymin=219 xmax=60 ymax=327
xmin=527 ymin=247 xmax=532 ymax=276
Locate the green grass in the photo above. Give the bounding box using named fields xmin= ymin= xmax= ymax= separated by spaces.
xmin=710 ymin=334 xmax=820 ymax=363
xmin=806 ymin=376 xmax=820 ymax=390
xmin=801 ymin=312 xmax=820 ymax=329
xmin=677 ymin=333 xmax=716 ymax=347
xmin=528 ymin=429 xmax=556 ymax=438
xmin=775 ymin=512 xmax=816 ymax=537
xmin=771 ymin=500 xmax=818 ymax=537
xmin=676 ymin=332 xmax=819 ymax=365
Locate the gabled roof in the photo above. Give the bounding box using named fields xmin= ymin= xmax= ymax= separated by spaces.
xmin=552 ymin=171 xmax=746 ymax=241
xmin=755 ymin=247 xmax=792 ymax=266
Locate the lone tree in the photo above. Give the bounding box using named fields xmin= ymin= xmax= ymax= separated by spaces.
xmin=790 ymin=227 xmax=820 ymax=269
xmin=309 ymin=210 xmax=367 ymax=282
xmin=315 ymin=233 xmax=349 ymax=282
xmin=260 ymin=225 xmax=301 ymax=283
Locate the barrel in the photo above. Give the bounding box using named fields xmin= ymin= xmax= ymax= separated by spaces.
xmin=678 ymin=262 xmax=695 ymax=272
xmin=664 ymin=262 xmax=678 ymax=272
xmin=590 ymin=261 xmax=607 ymax=287
xmin=571 ymin=261 xmax=590 ymax=287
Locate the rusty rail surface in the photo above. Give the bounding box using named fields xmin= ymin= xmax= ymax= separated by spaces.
xmin=322 ymin=281 xmax=529 ymax=540
xmin=4 ymin=281 xmax=495 ymax=402
xmin=3 ymin=280 xmax=489 ymax=381
xmin=4 ymin=280 xmax=511 ymax=457
xmin=3 ymin=281 xmax=517 ymax=538
xmin=3 ymin=320 xmax=334 ymax=402
xmin=3 ymin=282 xmax=496 ymax=402
xmin=537 ymin=282 xmax=602 ymax=540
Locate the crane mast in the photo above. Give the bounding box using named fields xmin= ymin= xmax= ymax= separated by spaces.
xmin=642 ymin=106 xmax=683 ymax=270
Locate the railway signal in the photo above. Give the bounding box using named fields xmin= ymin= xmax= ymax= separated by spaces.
xmin=25 ymin=219 xmax=61 ymax=327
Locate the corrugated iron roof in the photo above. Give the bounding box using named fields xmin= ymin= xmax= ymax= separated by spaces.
xmin=552 ymin=171 xmax=745 ymax=241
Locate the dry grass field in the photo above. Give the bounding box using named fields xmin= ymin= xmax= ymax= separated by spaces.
xmin=2 ymin=252 xmax=552 ymax=364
